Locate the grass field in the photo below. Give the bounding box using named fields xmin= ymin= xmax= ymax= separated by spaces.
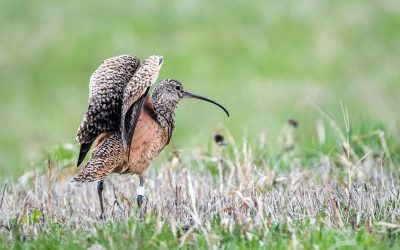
xmin=1 ymin=117 xmax=400 ymax=249
xmin=0 ymin=0 xmax=400 ymax=249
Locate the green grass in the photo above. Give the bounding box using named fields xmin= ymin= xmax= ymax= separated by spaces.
xmin=0 ymin=0 xmax=399 ymax=177
xmin=2 ymin=218 xmax=400 ymax=249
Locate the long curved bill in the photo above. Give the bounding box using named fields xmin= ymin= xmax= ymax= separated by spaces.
xmin=183 ymin=91 xmax=230 ymax=117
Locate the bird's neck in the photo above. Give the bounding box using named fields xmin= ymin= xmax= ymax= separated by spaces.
xmin=152 ymin=98 xmax=178 ymax=129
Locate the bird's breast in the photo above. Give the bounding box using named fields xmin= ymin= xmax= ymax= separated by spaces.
xmin=124 ymin=101 xmax=169 ymax=175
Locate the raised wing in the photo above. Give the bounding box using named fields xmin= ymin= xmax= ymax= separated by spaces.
xmin=120 ymin=55 xmax=163 ymax=150
xmin=75 ymin=55 xmax=140 ymax=167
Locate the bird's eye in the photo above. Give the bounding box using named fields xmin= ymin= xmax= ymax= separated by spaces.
xmin=175 ymin=85 xmax=181 ymax=91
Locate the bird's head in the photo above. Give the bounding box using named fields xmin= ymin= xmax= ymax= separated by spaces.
xmin=151 ymin=79 xmax=229 ymax=119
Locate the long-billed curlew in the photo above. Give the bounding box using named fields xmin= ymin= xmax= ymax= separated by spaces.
xmin=73 ymin=78 xmax=229 ymax=219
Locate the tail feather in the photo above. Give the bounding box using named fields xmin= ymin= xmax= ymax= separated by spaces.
xmin=77 ymin=142 xmax=94 ymax=167
xmin=72 ymin=133 xmax=126 ymax=182
xmin=72 ymin=161 xmax=111 ymax=182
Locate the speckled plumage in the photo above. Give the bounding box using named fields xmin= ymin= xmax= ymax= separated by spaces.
xmin=73 ymin=95 xmax=170 ymax=182
xmin=75 ymin=55 xmax=139 ymax=166
xmin=73 ymin=133 xmax=127 ymax=182
xmin=73 ymin=80 xmax=183 ymax=182
xmin=121 ymin=55 xmax=164 ymax=150
xmin=75 ymin=55 xmax=163 ymax=167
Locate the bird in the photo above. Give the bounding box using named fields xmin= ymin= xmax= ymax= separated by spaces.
xmin=73 ymin=79 xmax=229 ymax=219
xmin=75 ymin=54 xmax=164 ymax=168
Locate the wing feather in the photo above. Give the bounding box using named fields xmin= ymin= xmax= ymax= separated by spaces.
xmin=120 ymin=55 xmax=163 ymax=150
xmin=121 ymin=87 xmax=150 ymax=151
xmin=75 ymin=55 xmax=140 ymax=166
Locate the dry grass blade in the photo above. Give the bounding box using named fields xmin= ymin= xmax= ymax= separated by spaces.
xmin=0 ymin=182 xmax=7 ymax=210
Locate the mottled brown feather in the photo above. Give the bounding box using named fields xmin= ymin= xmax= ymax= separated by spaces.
xmin=75 ymin=55 xmax=140 ymax=166
xmin=72 ymin=133 xmax=127 ymax=182
xmin=76 ymin=55 xmax=140 ymax=145
xmin=120 ymin=56 xmax=163 ymax=149
xmin=73 ymin=98 xmax=170 ymax=182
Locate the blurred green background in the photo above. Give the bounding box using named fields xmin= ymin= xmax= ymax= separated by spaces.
xmin=0 ymin=0 xmax=399 ymax=177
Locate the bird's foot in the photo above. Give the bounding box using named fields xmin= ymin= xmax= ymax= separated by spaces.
xmin=136 ymin=186 xmax=146 ymax=206
xmin=137 ymin=195 xmax=145 ymax=221
xmin=98 ymin=213 xmax=106 ymax=220
xmin=137 ymin=194 xmax=144 ymax=207
xmin=136 ymin=186 xmax=146 ymax=221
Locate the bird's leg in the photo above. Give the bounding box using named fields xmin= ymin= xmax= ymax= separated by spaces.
xmin=97 ymin=180 xmax=105 ymax=219
xmin=136 ymin=177 xmax=146 ymax=220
